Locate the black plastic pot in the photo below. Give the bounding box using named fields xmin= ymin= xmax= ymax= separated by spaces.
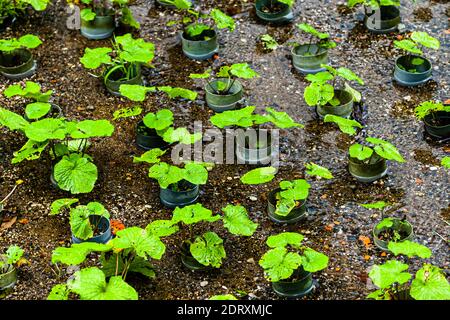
xmin=80 ymin=14 xmax=115 ymax=40
xmin=423 ymin=111 xmax=450 ymax=139
xmin=373 ymin=218 xmax=414 ymax=251
xmin=348 ymin=154 xmax=387 ymax=183
xmin=180 ymin=241 xmax=209 ymax=271
xmin=235 ymin=129 xmax=275 ymax=165
xmin=71 ymin=215 xmax=112 ymax=244
xmin=0 ymin=258 xmax=17 ymax=290
xmin=205 ymin=79 xmax=244 ymax=112
xmin=267 ymin=188 xmax=307 ymax=224
xmin=180 ymin=29 xmax=219 ymax=60
xmin=255 ymin=0 xmax=294 ymax=24
xmin=364 ymin=5 xmax=401 ymax=34
xmin=160 ymin=181 xmax=199 ymax=208
xmin=0 ymin=48 xmax=36 ymax=79
xmin=316 ymin=89 xmax=354 ymax=118
xmin=104 ymin=64 xmax=143 ymax=96
xmin=272 ymin=267 xmax=314 ymax=298
xmin=394 ymin=55 xmax=432 ymax=87
xmin=291 ymin=44 xmax=328 ymax=74
xmin=136 ymin=121 xmax=170 ymax=150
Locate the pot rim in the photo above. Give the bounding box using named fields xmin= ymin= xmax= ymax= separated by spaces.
xmin=348 ymin=153 xmax=385 ymax=166
xmin=372 ymin=218 xmax=414 ymax=241
xmin=291 ymin=44 xmax=328 ymax=58
xmin=255 ymin=0 xmax=290 ymax=13
xmin=161 ymin=180 xmax=199 ymax=193
xmin=0 ymin=48 xmax=33 ymax=70
xmin=204 ymin=79 xmax=243 ymax=97
xmin=395 ymin=55 xmax=432 ymax=75
xmin=104 ymin=64 xmax=142 ymax=84
xmin=180 ymin=28 xmax=217 ymax=43
xmin=423 ymin=111 xmax=450 ymax=129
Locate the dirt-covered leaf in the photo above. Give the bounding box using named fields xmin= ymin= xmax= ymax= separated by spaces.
xmin=113 ymin=106 xmax=142 ymax=120
xmin=190 ymin=231 xmax=226 ymax=268
xmin=305 ymin=162 xmax=333 ymax=179
xmin=221 ymin=204 xmax=258 ymax=236
xmin=410 ymin=264 xmax=450 ymax=300
xmin=47 ymin=284 xmax=69 ymax=300
xmin=210 ymin=9 xmax=235 ymax=32
xmin=11 ymin=139 xmax=48 ymax=164
xmin=133 ymin=148 xmax=166 ymax=164
xmin=157 ymin=86 xmax=198 ymax=101
xmin=146 ymin=220 xmax=179 ymax=237
xmin=50 ymin=198 xmax=79 ymax=215
xmin=264 ymin=107 xmax=303 ymax=128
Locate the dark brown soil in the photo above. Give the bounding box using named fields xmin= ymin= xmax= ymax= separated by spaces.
xmin=0 ymin=0 xmax=449 ymax=301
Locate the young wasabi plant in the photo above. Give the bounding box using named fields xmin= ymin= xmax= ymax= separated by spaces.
xmin=414 ymin=101 xmax=449 ymax=123
xmin=260 ymin=34 xmax=279 ymax=51
xmin=80 ymin=34 xmax=155 ymax=85
xmin=49 ymin=224 xmax=170 ymax=300
xmin=441 ymin=157 xmax=450 ymax=169
xmin=304 ymin=65 xmax=364 ymax=108
xmin=259 ymin=232 xmax=329 ymax=282
xmin=189 ymin=63 xmax=259 ymax=95
xmin=323 ymin=114 xmax=363 ymax=135
xmin=293 ymin=23 xmax=336 ymax=55
xmin=166 ymin=203 xmax=258 ymax=268
xmin=0 ymin=245 xmax=24 ymax=273
xmin=394 ymin=31 xmax=440 ymax=73
xmin=0 ymin=34 xmax=42 ymax=53
xmin=367 ymin=241 xmax=450 ymax=300
xmin=3 ymin=81 xmax=55 ymax=120
xmin=167 ymin=1 xmax=235 ymax=41
xmin=50 ymin=199 xmax=110 ymax=241
xmin=305 ymin=162 xmax=334 ymax=179
xmin=0 ymin=107 xmax=115 ymax=194
xmin=69 ymin=0 xmax=140 ymax=29
xmin=348 ymin=137 xmax=405 ymax=165
xmin=0 ymin=0 xmax=50 ymax=22
xmin=273 ymin=179 xmax=310 ymax=217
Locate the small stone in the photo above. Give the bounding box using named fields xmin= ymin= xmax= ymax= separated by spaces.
xmin=246 ymin=258 xmax=255 ymax=264
xmin=430 ymin=166 xmax=437 ymax=171
xmin=249 ymin=196 xmax=258 ymax=201
xmin=200 ymin=281 xmax=208 ymax=287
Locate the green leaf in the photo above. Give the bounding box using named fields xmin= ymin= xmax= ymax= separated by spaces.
xmin=133 ymin=148 xmax=166 ymax=164
xmin=148 ymin=162 xmax=184 ymax=189
xmin=172 ymin=203 xmax=220 ymax=225
xmin=229 ymin=63 xmax=259 ymax=79
xmin=376 ymin=218 xmax=394 ymax=230
xmin=189 ymin=70 xmax=212 ymax=79
xmin=305 ymin=71 xmax=334 ymax=83
xmin=101 ymin=254 xmax=155 ymax=279
xmin=143 ymin=109 xmax=174 ymax=131
xmin=115 ymin=34 xmax=155 ymax=64
xmin=145 ymin=220 xmax=179 ymax=237
xmin=186 ymin=23 xmax=211 ymax=37
xmin=261 ymin=34 xmax=278 ymax=50
xmin=324 ymin=115 xmax=363 ymax=136
xmin=369 ymin=260 xmax=411 ymax=289
xmin=51 ymin=243 xmax=112 ymax=265
xmin=111 ymin=227 xmax=166 ymax=260
xmin=161 ymin=127 xmax=202 ymax=144
xmin=411 ymin=31 xmax=440 ymax=50
xmin=50 ymin=198 xmax=79 ymax=215
xmin=157 ymin=86 xmax=198 ymax=101
xmin=387 ymin=240 xmax=432 ymax=259
xmin=304 ymin=83 xmax=334 ymax=106
xmin=441 ymin=157 xmax=450 ymax=169
xmin=11 ymin=140 xmax=48 ymax=164
xmin=70 ymin=120 xmax=114 ymax=139
xmin=259 ymin=247 xmax=302 ymax=282
xmin=70 ymin=206 xmax=96 ymax=240
xmin=24 ymin=118 xmax=67 ymax=142
xmin=263 ymin=107 xmax=303 ymax=128
xmin=296 ymin=23 xmax=329 ymax=39
xmin=274 ymin=198 xmax=296 ymax=217
xmin=336 ymin=67 xmax=364 ymax=85
xmin=349 ymin=143 xmax=373 ymax=161
xmin=119 ymin=84 xmax=156 ymax=102
xmin=359 ymin=201 xmax=389 ymax=210
xmin=366 ymin=137 xmax=405 ymax=163
xmin=277 ymin=0 xmax=295 ymax=6
xmin=210 ymin=106 xmax=256 ymax=128
xmin=347 ymin=0 xmax=366 ymax=8
xmin=305 ymin=162 xmax=333 ymax=179
xmin=25 ymin=102 xmax=51 ymax=120
xmin=301 ymin=248 xmax=329 ymax=273
xmin=344 ymin=83 xmax=362 ymax=103
xmin=80 ymin=47 xmax=112 ymax=69
xmin=25 ymin=0 xmax=50 ymax=11
xmin=121 ymin=7 xmax=140 ymax=29
xmin=0 ymin=107 xmax=29 ymax=131
xmin=410 ymin=264 xmax=450 ymax=300
xmin=266 ymin=232 xmax=304 ymax=249
xmin=190 ymin=231 xmax=226 ymax=268
xmin=53 ymin=154 xmax=98 ymax=194
xmin=183 ymin=163 xmax=208 ymax=185
xmin=210 ymin=9 xmax=235 ymax=32
xmin=394 ymin=39 xmax=422 ymax=55
xmin=279 ymin=179 xmax=310 ymax=201
xmin=221 ymin=204 xmax=258 ymax=236
xmin=68 ymin=267 xmax=138 ymax=300
xmin=18 ymin=34 xmax=42 ymax=49
xmin=47 ymin=284 xmax=69 ymax=300
xmin=240 ymin=167 xmax=277 ymax=185
xmin=113 ymin=106 xmax=142 ymax=120
xmin=5 ymin=246 xmax=24 ymax=265
xmin=209 ymin=294 xmax=238 ymax=300
xmin=80 ymin=8 xmax=96 ymax=21
xmin=414 ymin=101 xmax=444 ymax=120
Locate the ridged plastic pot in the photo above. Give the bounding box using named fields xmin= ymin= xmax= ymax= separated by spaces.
xmin=235 ymin=129 xmax=274 ymax=165
xmin=0 ymin=257 xmax=17 ymax=290
xmin=373 ymin=219 xmax=413 ymax=251
xmin=160 ymin=181 xmax=199 ymax=208
xmin=80 ymin=15 xmax=115 ymax=40
xmin=317 ymin=89 xmax=354 ymax=118
xmin=394 ymin=55 xmax=432 ymax=87
xmin=71 ymin=215 xmax=112 ymax=244
xmin=136 ymin=121 xmax=170 ymax=150
xmin=348 ymin=155 xmax=387 ymax=183
xmin=364 ymin=5 xmax=401 ymax=33
xmin=104 ymin=65 xmax=143 ymax=96
xmin=180 ymin=241 xmax=209 ymax=271
xmin=181 ymin=29 xmax=218 ymax=60
xmin=0 ymin=48 xmax=36 ymax=79
xmin=255 ymin=0 xmax=294 ymax=24
xmin=423 ymin=111 xmax=450 ymax=139
xmin=272 ymin=268 xmax=314 ymax=298
xmin=267 ymin=188 xmax=307 ymax=224
xmin=205 ymin=79 xmax=243 ymax=112
xmin=291 ymin=44 xmax=328 ymax=74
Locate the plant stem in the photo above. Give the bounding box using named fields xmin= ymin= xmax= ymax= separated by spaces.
xmin=115 ymin=253 xmax=119 ymax=277
xmin=0 ymin=184 xmax=19 ymax=204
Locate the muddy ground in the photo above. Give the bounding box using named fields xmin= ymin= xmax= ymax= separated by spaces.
xmin=0 ymin=0 xmax=449 ymax=300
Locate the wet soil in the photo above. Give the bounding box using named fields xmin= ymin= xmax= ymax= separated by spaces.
xmin=0 ymin=0 xmax=449 ymax=300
